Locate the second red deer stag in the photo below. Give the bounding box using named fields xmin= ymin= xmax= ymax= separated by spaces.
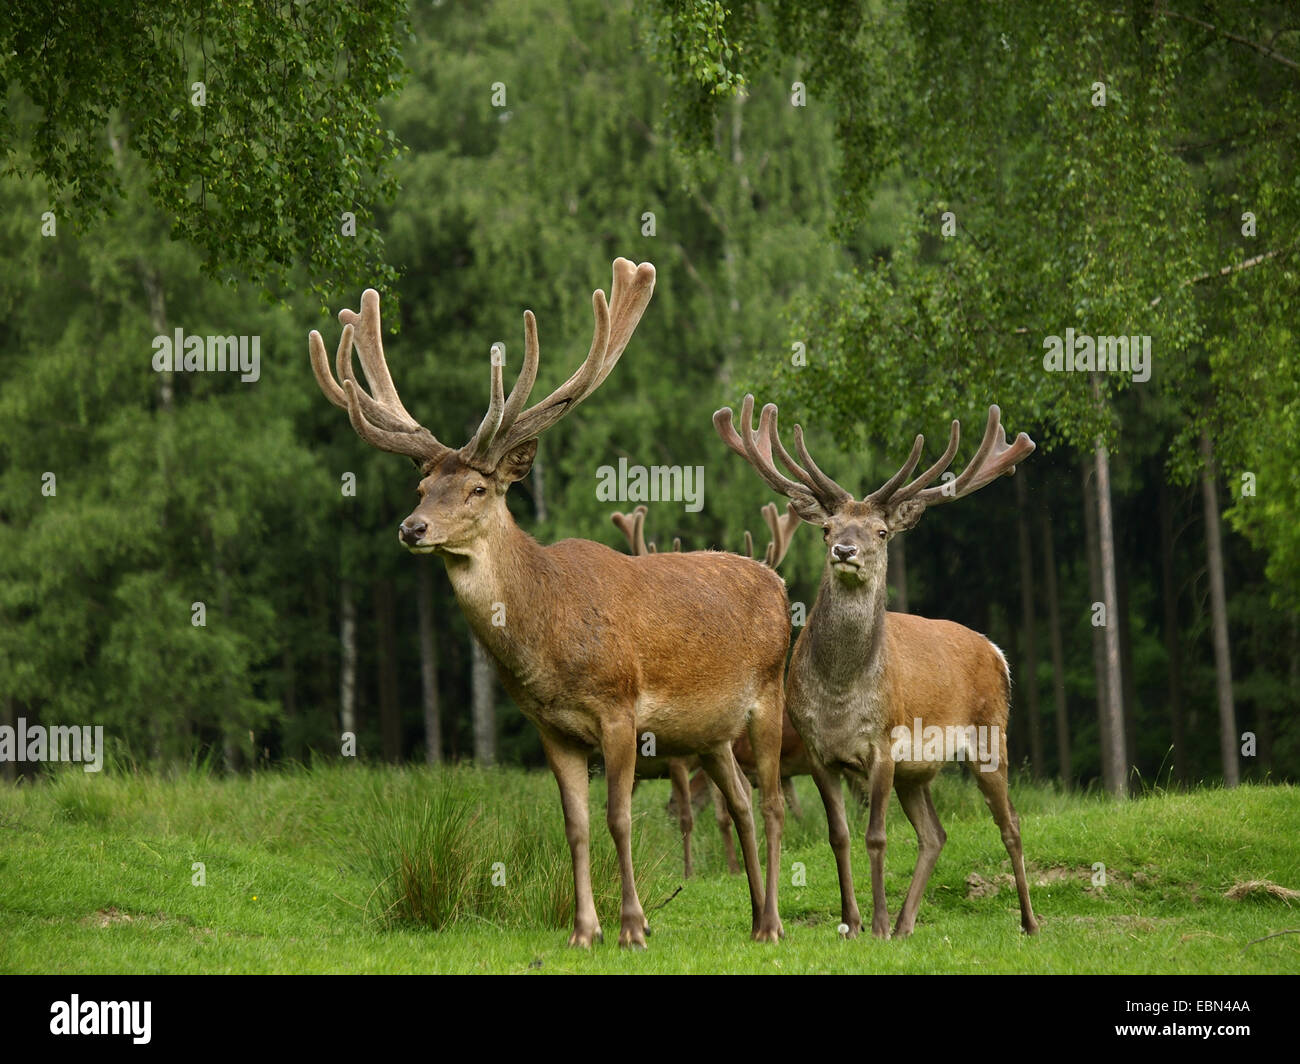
xmin=715 ymin=396 xmax=1040 ymax=939
xmin=309 ymin=261 xmax=788 ymax=946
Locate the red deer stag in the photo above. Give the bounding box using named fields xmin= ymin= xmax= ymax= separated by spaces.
xmin=611 ymin=502 xmax=806 ymax=877
xmin=309 ymin=261 xmax=788 ymax=946
xmin=714 ymin=396 xmax=1040 ymax=939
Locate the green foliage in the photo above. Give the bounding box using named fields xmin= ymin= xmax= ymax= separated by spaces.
xmin=0 ymin=0 xmax=407 ymax=297
xmin=1 ymin=0 xmax=1296 ymax=788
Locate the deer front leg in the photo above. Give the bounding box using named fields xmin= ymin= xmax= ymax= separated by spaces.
xmin=809 ymin=757 xmax=862 ymax=936
xmin=602 ymin=717 xmax=649 ymax=949
xmin=865 ymin=754 xmax=895 ymax=938
xmin=541 ymin=734 xmax=601 ymax=948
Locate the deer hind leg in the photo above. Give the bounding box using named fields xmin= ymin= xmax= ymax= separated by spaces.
xmin=864 ymin=754 xmax=895 ymax=938
xmin=709 ymin=776 xmax=742 ymax=875
xmin=972 ymin=760 xmax=1039 ymax=934
xmin=781 ymin=777 xmax=804 ymax=818
xmin=809 ymin=757 xmax=862 ymax=936
xmin=892 ymin=777 xmax=946 ymax=938
xmin=667 ymin=757 xmax=695 ymax=878
xmin=699 ymin=745 xmax=766 ymax=937
xmin=541 ymin=734 xmax=601 ymax=948
xmin=747 ymin=686 xmax=785 ymax=943
xmin=601 ymin=716 xmax=649 ymax=949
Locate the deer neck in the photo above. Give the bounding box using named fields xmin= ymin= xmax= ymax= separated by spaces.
xmin=808 ymin=553 xmax=890 ymax=689
xmin=439 ymin=514 xmax=546 ymax=673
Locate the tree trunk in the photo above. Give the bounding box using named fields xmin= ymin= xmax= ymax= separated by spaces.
xmin=1015 ymin=474 xmax=1043 ymax=778
xmin=1082 ymin=461 xmax=1113 ymax=791
xmin=470 ymin=633 xmax=497 ymax=765
xmin=1093 ymin=439 xmax=1128 ymax=796
xmin=140 ymin=264 xmax=174 ymax=764
xmin=416 ymin=559 xmax=442 ymax=765
xmin=339 ymin=578 xmax=357 ymax=749
xmin=1158 ymin=479 xmax=1187 ymax=785
xmin=374 ymin=579 xmax=402 ymax=763
xmin=1117 ymin=555 xmax=1138 ymax=777
xmin=216 ymin=557 xmax=243 ymax=774
xmin=282 ymin=645 xmax=299 ymax=764
xmin=1199 ymin=430 xmax=1239 ymax=787
xmin=1040 ymin=507 xmax=1071 ymax=787
xmin=887 ymin=534 xmax=909 ymax=613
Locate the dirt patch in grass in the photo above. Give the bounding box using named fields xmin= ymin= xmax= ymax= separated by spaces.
xmin=1064 ymin=914 xmax=1173 ymax=933
xmin=1224 ymin=879 xmax=1300 ymax=903
xmin=81 ymin=907 xmax=142 ymax=929
xmin=966 ymin=865 xmax=1149 ymax=899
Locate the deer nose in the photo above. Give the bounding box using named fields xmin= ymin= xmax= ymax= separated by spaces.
xmin=400 ymin=518 xmax=427 ymax=544
xmin=832 ymin=543 xmax=857 ymax=562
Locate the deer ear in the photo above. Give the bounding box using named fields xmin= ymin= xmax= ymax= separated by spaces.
xmin=887 ymin=498 xmax=927 ymax=532
xmin=495 ymin=439 xmax=538 ymax=484
xmin=787 ymin=490 xmax=830 ymax=525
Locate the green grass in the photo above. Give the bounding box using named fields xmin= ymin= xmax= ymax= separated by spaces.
xmin=0 ymin=763 xmax=1296 ymax=973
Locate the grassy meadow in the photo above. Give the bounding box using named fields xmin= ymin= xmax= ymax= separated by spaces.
xmin=0 ymin=763 xmax=1296 ymax=974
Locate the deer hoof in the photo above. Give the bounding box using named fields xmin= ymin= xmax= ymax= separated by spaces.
xmin=618 ymin=927 xmax=648 ymax=950
xmin=568 ymin=927 xmax=600 ymax=949
xmin=1022 ymin=918 xmax=1040 ymax=935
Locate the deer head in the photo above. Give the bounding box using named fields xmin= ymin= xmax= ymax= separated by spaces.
xmin=714 ymin=396 xmax=1035 ymax=585
xmin=310 ymin=259 xmax=656 ymax=556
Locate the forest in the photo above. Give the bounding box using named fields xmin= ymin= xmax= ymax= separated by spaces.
xmin=2 ymin=0 xmax=1297 ymax=796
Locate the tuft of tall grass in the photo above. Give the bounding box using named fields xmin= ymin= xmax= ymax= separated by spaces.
xmin=345 ymin=766 xmax=676 ymax=932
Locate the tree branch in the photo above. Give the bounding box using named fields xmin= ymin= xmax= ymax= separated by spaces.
xmin=1150 ymin=244 xmax=1297 ymax=306
xmin=1157 ymin=8 xmax=1299 ymax=72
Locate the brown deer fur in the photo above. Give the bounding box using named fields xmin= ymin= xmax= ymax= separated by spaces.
xmin=613 ymin=503 xmax=806 ymax=877
xmin=309 ymin=261 xmax=788 ymax=947
xmin=715 ymin=396 xmax=1040 ymax=939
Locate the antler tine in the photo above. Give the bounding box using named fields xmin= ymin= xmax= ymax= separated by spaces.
xmin=864 ymin=434 xmax=925 ymax=505
xmin=591 ymin=257 xmax=658 ymax=392
xmin=309 ymin=325 xmax=350 ymax=409
xmin=789 ymin=422 xmax=853 ymax=508
xmin=469 ymin=310 xmax=541 ymax=467
xmin=610 ymin=504 xmax=650 ymax=556
xmin=339 ymin=290 xmax=420 ymax=426
xmin=634 ymin=505 xmax=650 ymax=556
xmin=309 ymin=290 xmax=450 ymax=468
xmin=764 ymin=406 xmax=852 ymax=511
xmin=760 ymin=500 xmax=801 ymax=569
xmin=889 ymin=420 xmax=961 ymax=504
xmin=672 ymin=537 xmax=681 ymax=552
xmin=712 ymin=396 xmax=808 ymax=500
xmin=743 ymin=529 xmax=755 ymax=559
xmin=340 ymin=380 xmax=445 ymax=464
xmin=481 ymin=259 xmax=656 ymax=466
xmin=913 ymin=405 xmax=1036 ymax=507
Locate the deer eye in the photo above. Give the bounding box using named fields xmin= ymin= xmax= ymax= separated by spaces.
xmin=878 ymin=528 xmax=888 ymax=539
xmin=822 ymin=526 xmax=830 ymax=538
xmin=472 ymin=485 xmax=487 ymax=496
